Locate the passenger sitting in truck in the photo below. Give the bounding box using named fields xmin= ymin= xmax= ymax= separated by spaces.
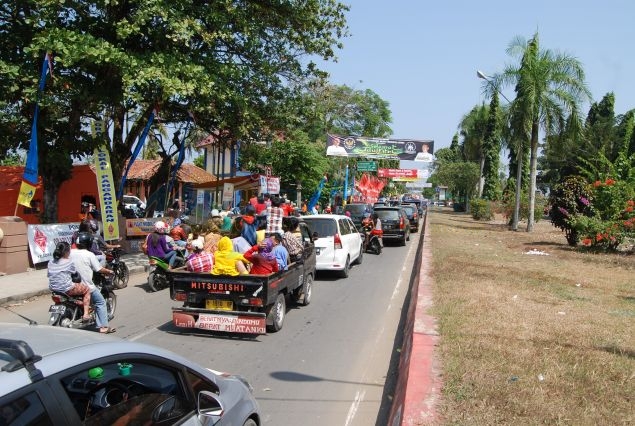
xmin=186 ymin=239 xmax=214 ymax=273
xmin=281 ymin=217 xmax=304 ymax=262
xmin=270 ymin=234 xmax=289 ymax=271
xmin=212 ymin=236 xmax=249 ymax=276
xmin=243 ymin=238 xmax=279 ymax=275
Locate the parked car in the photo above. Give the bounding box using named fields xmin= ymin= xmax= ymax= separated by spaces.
xmin=343 ymin=203 xmax=373 ymax=229
xmin=373 ymin=206 xmax=411 ymax=246
xmin=122 ymin=195 xmax=146 ymax=210
xmin=302 ymin=214 xmax=364 ymax=278
xmin=400 ymin=203 xmax=420 ymax=232
xmin=0 ymin=323 xmax=260 ymax=426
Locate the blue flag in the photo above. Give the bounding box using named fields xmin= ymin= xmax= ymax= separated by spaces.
xmin=23 ymin=53 xmax=51 ymax=185
xmin=117 ymin=109 xmax=155 ymax=200
xmin=307 ymin=176 xmax=328 ymax=212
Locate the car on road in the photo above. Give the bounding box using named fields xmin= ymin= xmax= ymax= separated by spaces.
xmin=373 ymin=206 xmax=411 ymax=246
xmin=302 ymin=214 xmax=364 ymax=278
xmin=400 ymin=203 xmax=420 ymax=232
xmin=0 ymin=323 xmax=260 ymax=426
xmin=343 ymin=203 xmax=373 ymax=229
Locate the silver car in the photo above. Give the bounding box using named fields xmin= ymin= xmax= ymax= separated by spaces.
xmin=0 ymin=323 xmax=260 ymax=425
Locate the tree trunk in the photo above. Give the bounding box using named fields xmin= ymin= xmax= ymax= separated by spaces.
xmin=478 ymin=155 xmax=485 ymax=197
xmin=526 ymin=120 xmax=539 ymax=232
xmin=42 ymin=178 xmax=60 ymax=224
xmin=511 ymin=138 xmax=523 ymax=231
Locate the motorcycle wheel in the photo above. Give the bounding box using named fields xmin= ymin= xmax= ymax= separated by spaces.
xmin=371 ymin=239 xmax=382 ymax=255
xmin=112 ymin=263 xmax=130 ymax=289
xmin=106 ymin=291 xmax=117 ymax=320
xmin=148 ymin=271 xmax=167 ymax=292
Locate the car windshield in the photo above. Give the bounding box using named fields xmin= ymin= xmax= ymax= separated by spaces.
xmin=344 ymin=205 xmax=367 ymax=214
xmin=401 ymin=206 xmax=415 ymax=215
xmin=375 ymin=209 xmax=400 ymax=220
xmin=303 ymin=218 xmax=337 ymax=238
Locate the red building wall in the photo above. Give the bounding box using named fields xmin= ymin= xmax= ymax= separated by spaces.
xmin=0 ymin=165 xmax=98 ymax=224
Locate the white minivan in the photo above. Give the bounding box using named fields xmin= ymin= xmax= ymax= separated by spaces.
xmin=302 ymin=214 xmax=364 ymax=278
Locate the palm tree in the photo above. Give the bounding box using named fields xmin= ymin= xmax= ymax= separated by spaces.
xmin=490 ymin=33 xmax=591 ymax=231
xmin=458 ymin=104 xmax=489 ymax=196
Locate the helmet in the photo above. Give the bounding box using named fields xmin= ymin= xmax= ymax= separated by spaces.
xmin=76 ymin=232 xmax=94 ymax=249
xmin=154 ymin=221 xmax=168 ymax=234
xmin=211 ymin=209 xmax=220 ymax=218
xmin=363 ymin=212 xmax=371 ymax=218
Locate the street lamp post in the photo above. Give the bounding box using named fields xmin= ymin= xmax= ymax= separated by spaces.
xmin=477 ymin=70 xmax=522 ymax=231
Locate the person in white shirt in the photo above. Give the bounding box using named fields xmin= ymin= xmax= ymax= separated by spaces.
xmin=326 ymin=136 xmax=348 ymax=156
xmin=70 ymin=232 xmax=116 ymax=334
xmin=414 ymin=143 xmax=433 ymax=162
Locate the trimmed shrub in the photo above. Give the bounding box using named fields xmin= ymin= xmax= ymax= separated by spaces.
xmin=471 ymin=199 xmax=494 ymax=221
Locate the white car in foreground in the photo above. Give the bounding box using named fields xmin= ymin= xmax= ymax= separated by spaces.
xmin=302 ymin=214 xmax=364 ymax=278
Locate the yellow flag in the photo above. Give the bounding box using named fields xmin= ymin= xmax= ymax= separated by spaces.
xmin=93 ymin=146 xmax=120 ymax=240
xmin=17 ymin=180 xmax=37 ymax=207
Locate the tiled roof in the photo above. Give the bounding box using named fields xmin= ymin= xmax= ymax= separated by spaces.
xmin=125 ymin=159 xmax=216 ymax=184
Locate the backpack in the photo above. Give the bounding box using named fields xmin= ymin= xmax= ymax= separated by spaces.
xmin=240 ymin=218 xmax=258 ymax=246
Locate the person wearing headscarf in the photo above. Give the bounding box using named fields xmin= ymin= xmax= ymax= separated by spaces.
xmin=203 ymin=220 xmax=223 ymax=254
xmin=211 ymin=236 xmax=249 ymax=275
xmin=243 ymin=237 xmax=279 ymax=275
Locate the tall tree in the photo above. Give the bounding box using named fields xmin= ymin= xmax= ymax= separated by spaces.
xmin=491 ymin=32 xmax=591 ymax=231
xmin=458 ymin=104 xmax=488 ymax=196
xmin=0 ymin=0 xmax=349 ymax=221
xmin=482 ymin=92 xmax=502 ymax=200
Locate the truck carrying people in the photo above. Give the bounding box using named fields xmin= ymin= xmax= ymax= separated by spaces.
xmin=168 ymin=221 xmax=316 ymax=335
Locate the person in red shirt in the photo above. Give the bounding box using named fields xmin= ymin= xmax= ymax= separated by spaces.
xmin=254 ymin=195 xmax=267 ymax=215
xmin=243 ymin=238 xmax=279 ymax=275
xmin=186 ymin=239 xmax=214 ymax=272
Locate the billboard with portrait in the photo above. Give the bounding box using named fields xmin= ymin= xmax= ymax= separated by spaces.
xmin=326 ymin=134 xmax=434 ymax=160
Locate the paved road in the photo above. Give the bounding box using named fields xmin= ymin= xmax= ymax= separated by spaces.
xmin=0 ymin=233 xmax=420 ymax=425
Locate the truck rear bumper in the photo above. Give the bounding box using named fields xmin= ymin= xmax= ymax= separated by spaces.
xmin=172 ymin=307 xmax=267 ymax=334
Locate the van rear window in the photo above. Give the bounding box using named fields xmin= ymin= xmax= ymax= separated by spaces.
xmin=375 ymin=210 xmax=400 ymax=220
xmin=303 ymin=218 xmax=337 ymax=238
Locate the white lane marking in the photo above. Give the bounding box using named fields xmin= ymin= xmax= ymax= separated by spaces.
xmin=128 ymin=325 xmax=159 ymax=342
xmin=344 ymin=235 xmax=419 ymax=424
xmin=345 ymin=390 xmax=366 ymax=426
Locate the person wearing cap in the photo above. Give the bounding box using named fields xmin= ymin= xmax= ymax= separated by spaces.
xmin=186 ymin=239 xmax=214 ymax=273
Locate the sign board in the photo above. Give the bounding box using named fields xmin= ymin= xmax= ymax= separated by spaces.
xmin=125 ymin=217 xmax=174 ymax=237
xmin=327 ymin=134 xmax=434 ymax=159
xmin=222 ymin=183 xmax=235 ymax=202
xmin=356 ymin=161 xmax=377 ymax=172
xmin=259 ymin=176 xmax=280 ymax=194
xmin=196 ymin=190 xmax=204 ymax=205
xmin=405 ymin=181 xmax=433 ymax=189
xmin=27 ymin=223 xmax=80 ymax=264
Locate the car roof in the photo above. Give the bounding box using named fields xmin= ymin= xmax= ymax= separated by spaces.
xmin=0 ymin=323 xmax=217 ymax=394
xmin=302 ymin=214 xmax=350 ymax=220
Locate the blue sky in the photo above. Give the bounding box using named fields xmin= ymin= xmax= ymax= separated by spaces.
xmin=319 ymin=0 xmax=635 ymax=151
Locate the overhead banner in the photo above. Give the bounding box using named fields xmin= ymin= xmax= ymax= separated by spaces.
xmin=94 ymin=146 xmax=120 ymax=241
xmin=327 ymin=134 xmax=433 ymax=160
xmin=259 ymin=176 xmax=280 ymax=194
xmin=378 ymin=168 xmax=430 ymax=179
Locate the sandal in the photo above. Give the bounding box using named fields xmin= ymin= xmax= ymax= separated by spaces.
xmin=99 ymin=327 xmax=116 ymax=334
xmin=82 ymin=316 xmax=91 ymax=322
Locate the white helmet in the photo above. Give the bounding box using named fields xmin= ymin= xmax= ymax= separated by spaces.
xmin=154 ymin=221 xmax=168 ymax=233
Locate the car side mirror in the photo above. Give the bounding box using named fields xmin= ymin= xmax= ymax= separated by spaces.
xmin=197 ymin=390 xmax=224 ymax=420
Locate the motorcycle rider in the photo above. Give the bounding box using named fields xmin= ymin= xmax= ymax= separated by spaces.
xmin=145 ymin=221 xmax=179 ymax=268
xmin=70 ymin=232 xmax=116 ymax=334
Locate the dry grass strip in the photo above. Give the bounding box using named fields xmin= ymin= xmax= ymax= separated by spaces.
xmin=429 ymin=210 xmax=634 ymax=425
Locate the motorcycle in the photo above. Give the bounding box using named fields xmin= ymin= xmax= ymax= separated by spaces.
xmin=360 ymin=225 xmax=382 ymax=255
xmin=147 ymin=249 xmax=185 ymax=292
xmin=48 ymin=272 xmax=117 ymax=328
xmin=105 ymin=247 xmax=129 ymax=290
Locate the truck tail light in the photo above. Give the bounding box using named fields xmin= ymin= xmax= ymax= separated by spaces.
xmin=241 ymin=298 xmax=263 ymax=307
xmin=399 ymin=216 xmax=405 ymax=229
xmin=174 ymin=291 xmax=187 ymax=302
xmin=334 ymin=234 xmax=343 ymax=250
